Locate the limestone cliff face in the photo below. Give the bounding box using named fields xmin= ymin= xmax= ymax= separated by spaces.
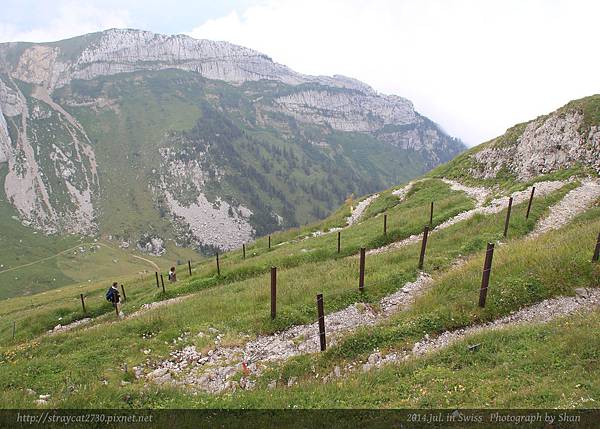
xmin=468 ymin=106 xmax=600 ymax=181
xmin=0 ymin=28 xmax=464 ymax=251
xmin=0 ymin=29 xmax=452 ymax=148
xmin=0 ymin=76 xmax=98 ymax=234
xmin=0 ymin=105 xmax=10 ymax=164
xmin=1 ymin=29 xmax=305 ymax=89
xmin=273 ymin=90 xmax=416 ymax=132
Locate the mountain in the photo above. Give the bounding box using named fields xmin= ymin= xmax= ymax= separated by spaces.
xmin=1 ymin=93 xmax=599 ymax=410
xmin=0 ymin=28 xmax=464 ymax=258
xmin=431 ymin=94 xmax=600 ymax=183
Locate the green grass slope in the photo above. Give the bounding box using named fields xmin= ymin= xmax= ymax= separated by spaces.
xmin=54 ymin=69 xmax=438 ymax=243
xmin=0 ymin=171 xmax=597 ymax=409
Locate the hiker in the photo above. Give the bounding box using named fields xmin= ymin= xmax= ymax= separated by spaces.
xmin=168 ymin=266 xmax=177 ymax=282
xmin=106 ymin=282 xmax=123 ymax=318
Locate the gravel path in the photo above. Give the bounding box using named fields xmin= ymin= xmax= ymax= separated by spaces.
xmin=346 ymin=194 xmax=379 ymax=226
xmin=140 ymin=274 xmax=433 ymax=392
xmin=530 ymin=178 xmax=600 ymax=238
xmin=47 ymin=317 xmax=92 ymax=335
xmin=302 ymin=182 xmax=414 ymax=241
xmin=391 ymin=181 xmax=416 ymax=200
xmin=442 ymin=179 xmax=489 ymax=207
xmin=42 ymin=295 xmax=191 ymax=339
xmin=412 ymin=288 xmax=600 ymax=356
xmin=137 ymin=178 xmax=591 ymax=392
xmin=322 ymin=287 xmax=600 ymax=380
xmin=367 ymin=179 xmax=567 ymax=256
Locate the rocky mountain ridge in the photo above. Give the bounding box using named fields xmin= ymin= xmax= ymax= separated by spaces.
xmin=0 ymin=28 xmax=464 ymax=253
xmin=0 ymin=29 xmax=422 ymax=134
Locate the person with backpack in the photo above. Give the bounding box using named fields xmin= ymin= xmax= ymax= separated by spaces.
xmin=106 ymin=282 xmax=123 ymax=318
xmin=168 ymin=266 xmax=177 ymax=282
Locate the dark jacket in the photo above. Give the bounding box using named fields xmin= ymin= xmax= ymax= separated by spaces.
xmin=110 ymin=287 xmax=120 ymax=304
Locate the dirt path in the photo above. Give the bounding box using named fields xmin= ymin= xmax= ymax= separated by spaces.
xmin=140 ymin=274 xmax=433 ymax=392
xmin=0 ymin=243 xmax=99 ymax=275
xmin=131 ymin=254 xmax=160 ymax=271
xmin=530 ymin=178 xmax=600 ymax=238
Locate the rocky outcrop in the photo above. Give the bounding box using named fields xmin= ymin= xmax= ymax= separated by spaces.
xmin=274 ymin=89 xmax=416 ymax=132
xmin=1 ymin=29 xmax=365 ymax=91
xmin=0 ymin=30 xmax=396 ymax=94
xmin=0 ymin=76 xmax=98 ymax=234
xmin=157 ymin=148 xmax=254 ymax=251
xmin=0 ymin=30 xmax=457 ymax=158
xmin=0 ymin=104 xmax=10 ymax=164
xmin=469 ymin=110 xmax=600 ymax=180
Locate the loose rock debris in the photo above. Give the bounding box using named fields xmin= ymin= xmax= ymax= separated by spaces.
xmin=140 ymin=274 xmax=433 ymax=393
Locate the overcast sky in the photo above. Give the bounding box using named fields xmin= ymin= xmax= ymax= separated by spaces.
xmin=1 ymin=0 xmax=598 ymax=146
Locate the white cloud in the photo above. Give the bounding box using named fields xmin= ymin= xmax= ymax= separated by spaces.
xmin=0 ymin=1 xmax=129 ymax=43
xmin=189 ymin=0 xmax=600 ymax=145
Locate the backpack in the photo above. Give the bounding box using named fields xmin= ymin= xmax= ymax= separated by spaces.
xmin=105 ymin=287 xmax=114 ymax=302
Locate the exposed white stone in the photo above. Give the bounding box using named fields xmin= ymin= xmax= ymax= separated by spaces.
xmin=274 ymin=89 xmax=415 ymax=132
xmin=158 ymin=149 xmax=254 ymax=251
xmin=0 ymin=28 xmax=462 ymax=239
xmin=530 ymin=178 xmax=600 ymax=238
xmin=470 ymin=110 xmax=600 ymax=180
xmin=346 ymin=194 xmax=379 ymax=226
xmin=141 ymin=274 xmax=432 ymax=393
xmin=368 ymin=179 xmax=568 ymax=256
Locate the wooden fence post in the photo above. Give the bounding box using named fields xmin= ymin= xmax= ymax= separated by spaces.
xmin=383 ymin=214 xmax=387 ymax=236
xmin=80 ymin=293 xmax=86 ymax=313
xmin=418 ymin=225 xmax=430 ymax=270
xmin=525 ymin=187 xmax=536 ymax=219
xmin=243 ymin=243 xmax=246 ymax=259
xmin=359 ymin=248 xmax=366 ymax=292
xmin=503 ymin=196 xmax=513 ymax=237
xmin=271 ymin=267 xmax=277 ymax=320
xmin=155 ymin=272 xmax=159 ymax=288
xmin=337 ymin=231 xmax=341 ymax=254
xmin=12 ymin=321 xmax=16 ymax=340
xmin=188 ymin=260 xmax=192 ymax=276
xmin=268 ymin=235 xmax=271 ymax=249
xmin=120 ymin=284 xmax=127 ymax=302
xmin=160 ymin=274 xmax=165 ymax=293
xmin=216 ymin=252 xmax=221 ymax=276
xmin=317 ymin=294 xmax=326 ymax=351
xmin=479 ymin=243 xmax=495 ymax=307
xmin=430 ymin=201 xmax=434 ymax=227
xmin=593 ymin=233 xmax=600 ymax=262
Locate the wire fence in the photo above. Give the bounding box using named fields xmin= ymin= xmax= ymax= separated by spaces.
xmin=6 ymin=190 xmax=599 ymax=351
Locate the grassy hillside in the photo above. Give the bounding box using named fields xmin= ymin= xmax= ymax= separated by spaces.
xmin=54 ymin=69 xmax=432 ymax=242
xmin=0 ymin=179 xmax=472 ymax=342
xmin=0 ymin=162 xmax=197 ymax=299
xmin=1 ymin=169 xmax=597 ymax=409
xmin=1 ymin=67 xmax=464 ymax=300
